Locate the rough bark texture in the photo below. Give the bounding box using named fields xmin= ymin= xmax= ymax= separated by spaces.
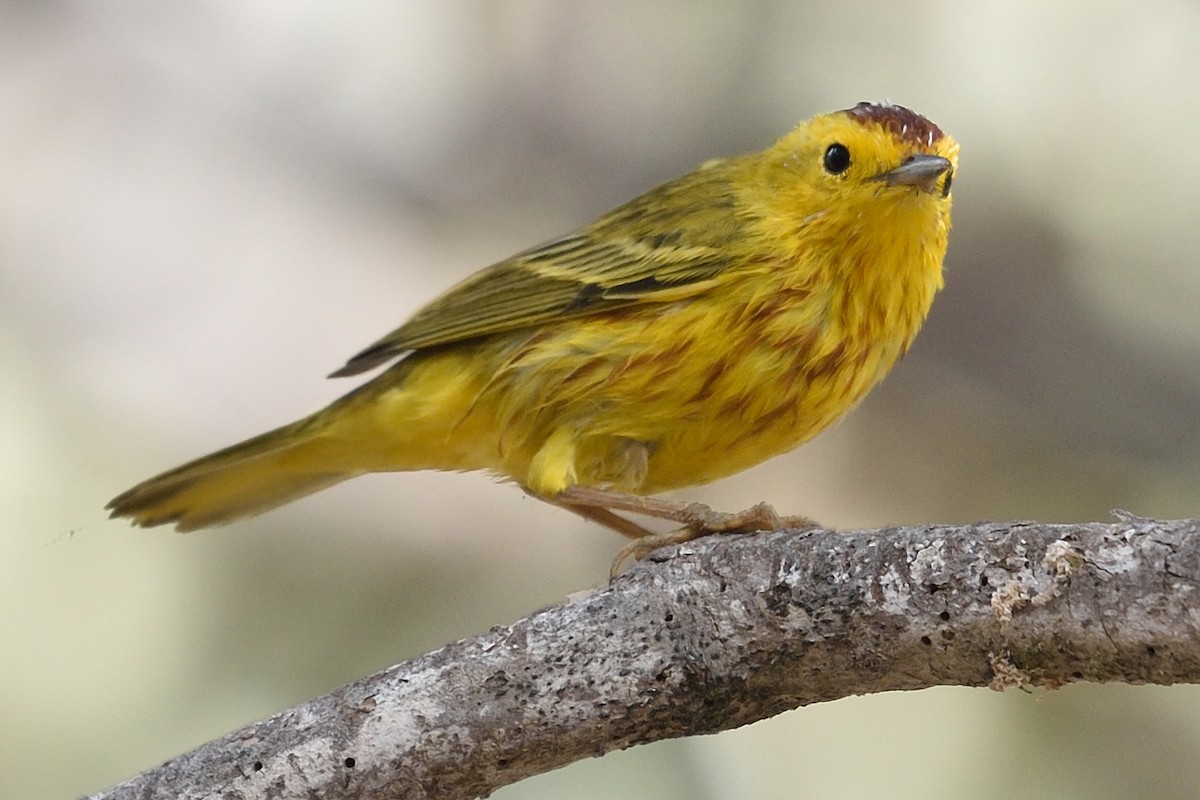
xmin=87 ymin=515 xmax=1200 ymax=799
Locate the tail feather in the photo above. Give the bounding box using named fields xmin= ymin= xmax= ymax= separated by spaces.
xmin=106 ymin=417 xmax=358 ymax=531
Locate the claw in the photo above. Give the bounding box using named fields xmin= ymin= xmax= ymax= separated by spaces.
xmin=609 ymin=527 xmax=700 ymax=580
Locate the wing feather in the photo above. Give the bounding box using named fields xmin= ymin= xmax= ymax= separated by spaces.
xmin=330 ymin=156 xmax=749 ymax=377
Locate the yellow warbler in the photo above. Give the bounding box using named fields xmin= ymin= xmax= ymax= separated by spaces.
xmin=108 ymin=102 xmax=957 ymax=565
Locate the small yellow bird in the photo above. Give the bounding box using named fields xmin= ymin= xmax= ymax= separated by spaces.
xmin=108 ymin=102 xmax=957 ymax=567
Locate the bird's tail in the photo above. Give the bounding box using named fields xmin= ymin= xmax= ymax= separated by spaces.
xmin=106 ymin=413 xmax=362 ymax=532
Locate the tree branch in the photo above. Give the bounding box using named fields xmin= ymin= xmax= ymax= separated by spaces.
xmin=87 ymin=515 xmax=1200 ymax=799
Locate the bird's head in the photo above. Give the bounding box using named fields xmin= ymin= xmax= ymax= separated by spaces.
xmin=754 ymin=101 xmax=957 ymax=263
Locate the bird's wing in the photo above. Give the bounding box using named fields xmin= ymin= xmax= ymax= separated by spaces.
xmin=330 ymin=160 xmax=750 ymax=377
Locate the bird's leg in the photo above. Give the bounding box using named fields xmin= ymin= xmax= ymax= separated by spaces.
xmin=549 ymin=500 xmax=657 ymax=540
xmin=543 ymin=492 xmax=667 ymax=579
xmin=546 ymin=485 xmax=819 ymax=578
xmin=553 ymin=485 xmax=818 ymax=532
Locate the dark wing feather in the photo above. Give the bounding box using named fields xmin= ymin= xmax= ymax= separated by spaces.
xmin=330 ymin=157 xmax=748 ymax=377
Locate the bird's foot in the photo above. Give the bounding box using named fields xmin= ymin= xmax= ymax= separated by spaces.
xmin=542 ymin=485 xmax=818 ymax=579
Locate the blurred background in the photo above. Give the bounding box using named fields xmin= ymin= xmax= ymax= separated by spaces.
xmin=4 ymin=1 xmax=1200 ymax=797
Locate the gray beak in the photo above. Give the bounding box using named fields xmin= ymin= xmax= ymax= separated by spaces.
xmin=874 ymin=154 xmax=952 ymax=193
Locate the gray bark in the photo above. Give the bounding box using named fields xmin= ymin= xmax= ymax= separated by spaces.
xmin=85 ymin=514 xmax=1200 ymax=799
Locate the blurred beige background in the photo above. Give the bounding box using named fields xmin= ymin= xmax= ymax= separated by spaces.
xmin=4 ymin=1 xmax=1200 ymax=797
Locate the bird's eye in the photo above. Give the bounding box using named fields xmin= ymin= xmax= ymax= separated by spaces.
xmin=823 ymin=143 xmax=851 ymax=174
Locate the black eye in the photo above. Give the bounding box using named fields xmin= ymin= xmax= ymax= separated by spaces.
xmin=823 ymin=143 xmax=851 ymax=174
xmin=941 ymin=168 xmax=953 ymax=198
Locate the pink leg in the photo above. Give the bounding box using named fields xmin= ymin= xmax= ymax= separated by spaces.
xmin=541 ymin=485 xmax=818 ymax=578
